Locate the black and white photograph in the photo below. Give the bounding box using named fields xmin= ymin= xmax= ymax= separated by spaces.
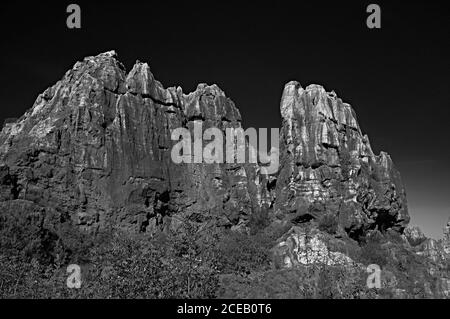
xmin=0 ymin=0 xmax=449 ymax=307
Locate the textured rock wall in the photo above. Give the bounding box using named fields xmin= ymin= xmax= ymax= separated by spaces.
xmin=273 ymin=82 xmax=409 ymax=238
xmin=405 ymin=220 xmax=450 ymax=263
xmin=272 ymin=226 xmax=355 ymax=268
xmin=444 ymin=218 xmax=450 ymax=254
xmin=0 ymin=51 xmax=260 ymax=233
xmin=0 ymin=51 xmax=409 ymax=239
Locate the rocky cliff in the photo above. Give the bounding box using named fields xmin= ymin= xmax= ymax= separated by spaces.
xmin=0 ymin=51 xmax=256 ymax=235
xmin=405 ymin=219 xmax=450 ymax=262
xmin=444 ymin=218 xmax=450 ymax=254
xmin=0 ymin=51 xmax=409 ymax=241
xmin=273 ymin=82 xmax=409 ymax=239
xmin=403 ymin=220 xmax=450 ymax=297
xmin=4 ymin=51 xmax=450 ymax=299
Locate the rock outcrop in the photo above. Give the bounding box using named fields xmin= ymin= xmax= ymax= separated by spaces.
xmin=272 ymin=226 xmax=355 ymax=268
xmin=273 ymin=82 xmax=409 ymax=239
xmin=0 ymin=51 xmax=409 ymax=241
xmin=444 ymin=218 xmax=450 ymax=254
xmin=403 ymin=220 xmax=450 ymax=297
xmin=404 ymin=226 xmax=427 ymax=247
xmin=0 ymin=51 xmax=258 ymax=234
xmin=405 ymin=220 xmax=450 ymax=264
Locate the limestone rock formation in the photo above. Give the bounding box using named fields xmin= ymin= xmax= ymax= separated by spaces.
xmin=414 ymin=239 xmax=447 ymax=263
xmin=444 ymin=218 xmax=450 ymax=254
xmin=0 ymin=51 xmax=254 ymax=234
xmin=273 ymin=82 xmax=409 ymax=239
xmin=272 ymin=226 xmax=355 ymax=268
xmin=402 ymin=220 xmax=450 ymax=297
xmin=0 ymin=51 xmax=409 ymax=242
xmin=404 ymin=226 xmax=427 ymax=247
xmin=405 ymin=220 xmax=450 ymax=264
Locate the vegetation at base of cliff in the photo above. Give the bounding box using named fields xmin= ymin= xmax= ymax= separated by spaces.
xmin=0 ymin=214 xmax=448 ymax=299
xmin=318 ymin=214 xmax=339 ymax=235
xmin=218 ymin=266 xmax=376 ymax=299
xmin=0 ymin=217 xmax=276 ymax=298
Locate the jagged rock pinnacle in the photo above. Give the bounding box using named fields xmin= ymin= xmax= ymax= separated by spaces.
xmin=0 ymin=52 xmax=408 ymax=238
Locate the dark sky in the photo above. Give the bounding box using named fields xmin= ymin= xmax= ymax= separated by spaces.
xmin=0 ymin=1 xmax=449 ymax=238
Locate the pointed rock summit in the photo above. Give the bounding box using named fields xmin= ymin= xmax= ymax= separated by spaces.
xmin=274 ymin=81 xmax=409 ymax=238
xmin=0 ymin=51 xmax=408 ymax=239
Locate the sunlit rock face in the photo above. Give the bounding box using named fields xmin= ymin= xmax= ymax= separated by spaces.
xmin=0 ymin=51 xmax=262 ymax=233
xmin=404 ymin=226 xmax=427 ymax=247
xmin=408 ymin=220 xmax=450 ymax=263
xmin=272 ymin=226 xmax=355 ymax=267
xmin=415 ymin=238 xmax=447 ymax=263
xmin=0 ymin=51 xmax=409 ymax=240
xmin=273 ymin=81 xmax=409 ymax=239
xmin=444 ymin=218 xmax=450 ymax=254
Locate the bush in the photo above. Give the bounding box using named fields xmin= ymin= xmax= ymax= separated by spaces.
xmin=0 ymin=221 xmax=221 ymax=299
xmin=213 ymin=230 xmax=272 ymax=275
xmin=318 ymin=214 xmax=339 ymax=235
xmin=218 ymin=266 xmax=371 ymax=299
xmin=247 ymin=208 xmax=271 ymax=235
xmin=359 ymin=231 xmax=389 ymax=267
xmin=2 ymin=211 xmax=447 ymax=299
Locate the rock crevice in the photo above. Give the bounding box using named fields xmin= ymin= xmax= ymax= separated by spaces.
xmin=0 ymin=51 xmax=409 ymax=239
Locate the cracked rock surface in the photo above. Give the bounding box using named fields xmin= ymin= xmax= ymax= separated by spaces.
xmin=0 ymin=51 xmax=409 ymax=238
xmin=274 ymin=81 xmax=409 ymax=238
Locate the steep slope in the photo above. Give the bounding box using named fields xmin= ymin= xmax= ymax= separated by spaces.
xmin=0 ymin=51 xmax=408 ymax=240
xmin=4 ymin=51 xmax=450 ymax=299
xmin=273 ymin=82 xmax=409 ymax=240
xmin=0 ymin=51 xmax=263 ymax=234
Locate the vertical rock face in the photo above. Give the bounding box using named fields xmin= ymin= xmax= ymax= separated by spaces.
xmin=0 ymin=51 xmax=258 ymax=233
xmin=0 ymin=51 xmax=409 ymax=239
xmin=444 ymin=218 xmax=450 ymax=254
xmin=273 ymin=82 xmax=409 ymax=238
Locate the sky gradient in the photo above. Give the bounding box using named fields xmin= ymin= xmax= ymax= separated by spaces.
xmin=0 ymin=1 xmax=449 ymax=238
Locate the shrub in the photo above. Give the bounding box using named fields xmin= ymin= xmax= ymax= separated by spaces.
xmin=359 ymin=231 xmax=389 ymax=266
xmin=218 ymin=266 xmax=371 ymax=299
xmin=213 ymin=230 xmax=272 ymax=275
xmin=0 ymin=221 xmax=221 ymax=299
xmin=318 ymin=214 xmax=339 ymax=235
xmin=247 ymin=207 xmax=271 ymax=235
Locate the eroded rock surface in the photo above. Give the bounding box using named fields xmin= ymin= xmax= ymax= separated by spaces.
xmin=444 ymin=218 xmax=450 ymax=254
xmin=406 ymin=220 xmax=450 ymax=264
xmin=404 ymin=226 xmax=427 ymax=247
xmin=272 ymin=226 xmax=355 ymax=267
xmin=273 ymin=82 xmax=409 ymax=239
xmin=0 ymin=51 xmax=409 ymax=241
xmin=403 ymin=221 xmax=450 ymax=297
xmin=0 ymin=51 xmax=256 ymax=233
